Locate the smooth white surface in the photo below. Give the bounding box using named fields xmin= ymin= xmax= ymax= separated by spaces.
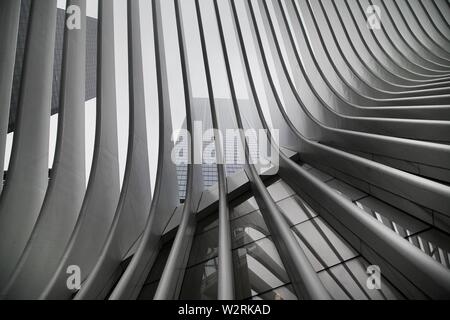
xmin=85 ymin=98 xmax=96 ymax=185
xmin=3 ymin=133 xmax=13 ymax=171
xmin=48 ymin=115 xmax=58 ymax=169
xmin=140 ymin=0 xmax=159 ymax=194
xmin=114 ymin=0 xmax=130 ymax=186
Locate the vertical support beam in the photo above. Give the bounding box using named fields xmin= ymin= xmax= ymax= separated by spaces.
xmin=74 ymin=0 xmax=153 ymax=300
xmin=196 ymin=0 xmax=235 ymax=300
xmin=153 ymin=0 xmax=204 ymax=300
xmin=40 ymin=0 xmax=121 ymax=299
xmin=218 ymin=0 xmax=330 ymax=299
xmin=0 ymin=0 xmax=21 ymax=193
xmin=2 ymin=0 xmax=87 ymax=300
xmin=217 ymin=178 xmax=235 ymax=300
xmin=0 ymin=0 xmax=57 ymax=289
xmin=109 ymin=0 xmax=180 ymax=300
xmin=154 ymin=0 xmax=234 ymax=300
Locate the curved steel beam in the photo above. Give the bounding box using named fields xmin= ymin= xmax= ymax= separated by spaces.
xmin=109 ymin=0 xmax=180 ymax=300
xmin=308 ymin=0 xmax=450 ymax=105
xmin=1 ymin=0 xmax=87 ymax=300
xmin=274 ymin=0 xmax=450 ymax=143
xmin=321 ymin=0 xmax=450 ymax=95
xmin=265 ymin=0 xmax=450 ymax=176
xmin=153 ymin=0 xmax=206 ymax=300
xmin=256 ymin=0 xmax=450 ymax=230
xmin=0 ymin=0 xmax=58 ymax=290
xmin=420 ymin=0 xmax=450 ymax=43
xmin=223 ymin=0 xmax=331 ymax=300
xmin=303 ymin=0 xmax=450 ymax=105
xmin=74 ymin=0 xmax=152 ymax=300
xmin=433 ymin=0 xmax=450 ymax=27
xmin=211 ymin=0 xmax=236 ymax=300
xmin=332 ymin=0 xmax=450 ymax=88
xmin=246 ymin=0 xmax=450 ymax=299
xmin=371 ymin=0 xmax=450 ymax=71
xmin=402 ymin=0 xmax=450 ymax=55
xmin=347 ymin=0 xmax=450 ymax=82
xmin=357 ymin=0 xmax=450 ymax=77
xmin=0 ymin=0 xmax=20 ymax=194
xmin=40 ymin=0 xmax=121 ymax=299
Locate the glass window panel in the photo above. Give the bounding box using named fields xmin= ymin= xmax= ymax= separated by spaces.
xmin=318 ymin=257 xmax=403 ymax=300
xmin=307 ymin=168 xmax=333 ymax=182
xmin=355 ymin=197 xmax=428 ymax=238
xmin=144 ymin=241 xmax=173 ymax=285
xmin=180 ymin=258 xmax=219 ymax=300
xmin=138 ymin=282 xmax=158 ymax=300
xmin=196 ymin=212 xmax=219 ymax=234
xmin=277 ymin=195 xmax=317 ymax=226
xmin=188 ymin=227 xmax=219 ymax=267
xmin=292 ymin=217 xmax=358 ymax=272
xmin=251 ymin=284 xmax=297 ymax=300
xmin=231 ymin=197 xmax=259 ymax=220
xmin=231 ymin=210 xmax=270 ymax=249
xmin=266 ymin=180 xmax=295 ymax=202
xmin=233 ymin=238 xmax=290 ymax=300
xmin=326 ymin=179 xmax=367 ymax=202
xmin=434 ymin=211 xmax=450 ymax=235
xmin=299 ymin=162 xmax=313 ymax=171
xmin=407 ymin=229 xmax=450 ymax=269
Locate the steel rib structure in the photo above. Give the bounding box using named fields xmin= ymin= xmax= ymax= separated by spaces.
xmin=0 ymin=0 xmax=449 ymax=300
